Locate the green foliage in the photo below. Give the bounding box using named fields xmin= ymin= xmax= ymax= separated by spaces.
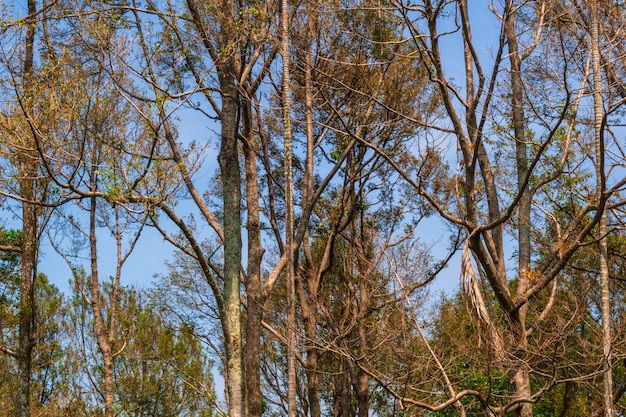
xmin=0 ymin=228 xmax=22 ymax=275
xmin=0 ymin=269 xmax=68 ymax=416
xmin=64 ymin=274 xmax=217 ymax=416
xmin=3 ymin=0 xmax=626 ymax=416
xmin=115 ymin=287 xmax=216 ymax=417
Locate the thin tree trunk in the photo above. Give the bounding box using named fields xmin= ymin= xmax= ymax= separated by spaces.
xmin=297 ymin=268 xmax=321 ymax=417
xmin=354 ymin=238 xmax=370 ymax=417
xmin=303 ymin=314 xmax=320 ymax=417
xmin=243 ymin=100 xmax=265 ymax=416
xmin=590 ymin=2 xmax=613 ymax=415
xmin=89 ymin=193 xmax=115 ymax=417
xmin=504 ymin=2 xmax=533 ymax=415
xmin=16 ymin=2 xmax=38 ymax=416
xmin=341 ymin=358 xmax=351 ymax=417
xmin=302 ymin=2 xmax=320 ymax=414
xmin=281 ymin=0 xmax=297 ymax=412
xmin=17 ymin=179 xmax=36 ymax=417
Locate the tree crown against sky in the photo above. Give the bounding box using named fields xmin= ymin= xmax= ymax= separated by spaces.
xmin=1 ymin=1 xmax=626 ymax=416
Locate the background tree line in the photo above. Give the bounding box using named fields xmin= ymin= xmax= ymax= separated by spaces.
xmin=1 ymin=0 xmax=626 ymax=416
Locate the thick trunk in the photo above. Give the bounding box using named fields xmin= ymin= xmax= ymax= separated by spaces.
xmin=219 ymin=79 xmax=244 ymax=417
xmin=354 ymin=369 xmax=369 ymax=417
xmin=305 ymin=342 xmax=321 ymax=417
xmin=508 ymin=316 xmax=532 ymax=417
xmin=182 ymin=2 xmax=245 ymax=414
xmin=216 ymin=8 xmax=243 ymax=417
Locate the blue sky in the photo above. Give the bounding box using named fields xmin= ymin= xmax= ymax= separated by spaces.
xmin=28 ymin=1 xmax=507 ymax=298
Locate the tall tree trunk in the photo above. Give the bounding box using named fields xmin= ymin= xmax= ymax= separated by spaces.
xmin=216 ymin=2 xmax=244 ymax=415
xmin=504 ymin=2 xmax=533 ymax=415
xmin=89 ymin=193 xmax=115 ymax=417
xmin=219 ymin=77 xmax=244 ymax=417
xmin=16 ymin=2 xmax=38 ymax=416
xmin=590 ymin=2 xmax=613 ymax=415
xmin=17 ymin=177 xmax=37 ymax=417
xmin=243 ymin=100 xmax=265 ymax=416
xmin=281 ymin=0 xmax=297 ymax=414
xmin=301 ymin=2 xmax=321 ymax=415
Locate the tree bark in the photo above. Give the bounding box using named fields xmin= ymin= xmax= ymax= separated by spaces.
xmin=301 ymin=3 xmax=321 ymax=415
xmin=16 ymin=2 xmax=38 ymax=416
xmin=303 ymin=313 xmax=321 ymax=417
xmin=17 ymin=176 xmax=37 ymax=417
xmin=219 ymin=78 xmax=244 ymax=417
xmin=590 ymin=2 xmax=614 ymax=415
xmin=341 ymin=358 xmax=351 ymax=417
xmin=504 ymin=2 xmax=533 ymax=415
xmin=297 ymin=265 xmax=322 ymax=417
xmin=354 ymin=367 xmax=369 ymax=417
xmin=214 ymin=1 xmax=244 ymax=415
xmin=281 ymin=0 xmax=297 ymax=415
xmin=243 ymin=100 xmax=265 ymax=416
xmin=88 ymin=193 xmax=115 ymax=417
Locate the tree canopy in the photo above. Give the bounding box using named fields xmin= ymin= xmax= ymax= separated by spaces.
xmin=1 ymin=1 xmax=626 ymax=416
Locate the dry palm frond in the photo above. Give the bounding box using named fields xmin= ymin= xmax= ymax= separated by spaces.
xmin=461 ymin=240 xmax=505 ymax=360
